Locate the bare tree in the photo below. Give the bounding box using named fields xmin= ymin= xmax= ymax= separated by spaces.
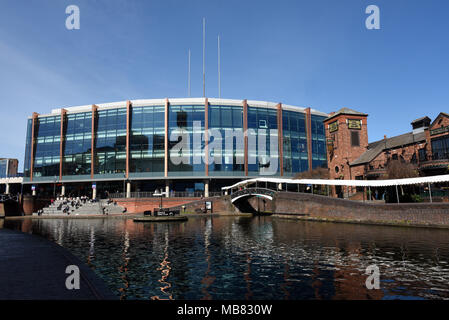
xmin=294 ymin=167 xmax=329 ymax=180
xmin=386 ymin=160 xmax=419 ymax=180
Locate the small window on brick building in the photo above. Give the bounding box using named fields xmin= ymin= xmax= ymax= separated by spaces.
xmin=392 ymin=154 xmax=398 ymax=160
xmin=351 ymin=131 xmax=360 ymax=147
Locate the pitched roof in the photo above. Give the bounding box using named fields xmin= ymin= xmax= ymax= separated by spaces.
xmin=351 ymin=131 xmax=426 ymax=166
xmin=430 ymin=112 xmax=449 ymax=127
xmin=411 ymin=116 xmax=430 ymax=124
xmin=326 ymin=108 xmax=367 ymax=121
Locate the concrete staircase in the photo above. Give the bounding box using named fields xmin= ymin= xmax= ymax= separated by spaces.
xmin=36 ymin=199 xmax=126 ymax=216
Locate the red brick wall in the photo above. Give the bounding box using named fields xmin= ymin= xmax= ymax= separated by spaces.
xmin=114 ymin=197 xmax=202 ymax=214
xmin=274 ymin=192 xmax=449 ymax=226
xmin=324 ymin=114 xmax=368 ymax=181
xmin=426 ymin=114 xmax=449 ymax=157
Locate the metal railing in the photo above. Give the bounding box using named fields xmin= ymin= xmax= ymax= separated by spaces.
xmin=109 ymin=191 xmax=223 ymax=199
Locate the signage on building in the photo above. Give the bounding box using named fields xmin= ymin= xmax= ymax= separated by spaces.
xmin=430 ymin=126 xmax=449 ymax=136
xmin=348 ymin=119 xmax=362 ymax=130
xmin=329 ymin=121 xmax=338 ymax=133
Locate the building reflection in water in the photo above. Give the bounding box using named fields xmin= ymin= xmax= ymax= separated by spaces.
xmin=3 ymin=216 xmax=449 ymax=300
xmin=201 ymin=218 xmax=215 ymax=300
xmin=87 ymin=226 xmax=95 ymax=267
xmin=118 ymin=230 xmax=130 ymax=300
xmin=244 ymin=253 xmax=253 ymax=300
xmin=151 ymin=228 xmax=173 ymax=300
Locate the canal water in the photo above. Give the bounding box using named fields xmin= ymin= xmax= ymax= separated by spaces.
xmin=3 ymin=216 xmax=449 ymax=300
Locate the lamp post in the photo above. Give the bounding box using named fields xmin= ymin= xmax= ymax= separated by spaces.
xmin=154 ymin=189 xmax=167 ymax=209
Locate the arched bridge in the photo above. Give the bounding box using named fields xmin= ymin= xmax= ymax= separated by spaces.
xmin=230 ymin=188 xmax=276 ymax=203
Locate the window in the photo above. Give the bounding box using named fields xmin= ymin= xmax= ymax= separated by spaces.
xmin=259 ymin=120 xmax=267 ymax=129
xmin=351 ymin=131 xmax=360 ymax=147
xmin=431 ymin=135 xmax=449 ymax=160
xmin=419 ymin=148 xmax=427 ymax=161
xmin=392 ymin=154 xmax=398 ymax=160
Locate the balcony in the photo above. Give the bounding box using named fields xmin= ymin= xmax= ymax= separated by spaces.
xmin=364 ymin=160 xmax=388 ymax=178
xmin=419 ymin=153 xmax=449 ymax=171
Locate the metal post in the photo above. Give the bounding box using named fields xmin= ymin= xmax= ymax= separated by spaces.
xmin=395 ymin=185 xmax=400 ymax=203
xmin=311 ymin=184 xmax=313 ymax=194
xmin=202 ymin=17 xmax=206 ymax=97
xmin=327 ymin=185 xmax=329 ymax=197
xmin=428 ymin=183 xmax=433 ymax=203
xmin=53 ymin=176 xmax=56 ymax=199
xmin=368 ymin=186 xmax=371 ymax=201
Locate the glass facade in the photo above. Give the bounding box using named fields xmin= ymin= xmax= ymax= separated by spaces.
xmin=208 ymin=105 xmax=244 ymax=176
xmin=168 ymin=105 xmax=205 ymax=176
xmin=63 ymin=112 xmax=92 ymax=177
xmin=0 ymin=160 xmax=7 ymax=179
xmin=311 ymin=115 xmax=327 ymax=169
xmin=24 ymin=100 xmax=328 ymax=183
xmin=130 ymin=105 xmax=165 ymax=176
xmin=94 ymin=108 xmax=127 ymax=177
xmin=282 ymin=110 xmax=309 ymax=175
xmin=33 ymin=116 xmax=61 ymax=180
xmin=247 ymin=106 xmax=279 ymax=175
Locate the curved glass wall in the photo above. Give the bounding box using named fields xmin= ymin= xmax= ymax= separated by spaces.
xmin=94 ymin=108 xmax=127 ymax=177
xmin=282 ymin=110 xmax=309 ymax=175
xmin=208 ymin=105 xmax=244 ymax=176
xmin=130 ymin=105 xmax=165 ymax=176
xmin=62 ymin=112 xmax=92 ymax=177
xmin=25 ymin=101 xmax=328 ymax=182
xmin=247 ymin=106 xmax=279 ymax=176
xmin=168 ymin=105 xmax=205 ymax=176
xmin=33 ymin=116 xmax=60 ymax=179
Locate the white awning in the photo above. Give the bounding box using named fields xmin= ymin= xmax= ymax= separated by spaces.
xmin=221 ymin=174 xmax=449 ymax=190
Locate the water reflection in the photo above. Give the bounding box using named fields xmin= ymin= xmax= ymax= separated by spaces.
xmin=3 ymin=216 xmax=449 ymax=300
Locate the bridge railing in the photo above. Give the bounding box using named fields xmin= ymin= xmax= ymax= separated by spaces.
xmin=230 ymin=187 xmax=277 ymax=200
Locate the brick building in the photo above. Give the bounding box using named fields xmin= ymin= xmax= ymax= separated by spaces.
xmin=324 ymin=109 xmax=449 ymax=198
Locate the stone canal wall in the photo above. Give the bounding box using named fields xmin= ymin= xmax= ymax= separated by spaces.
xmin=273 ymin=192 xmax=449 ymax=227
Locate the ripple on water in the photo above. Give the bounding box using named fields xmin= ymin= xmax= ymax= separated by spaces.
xmin=3 ymin=216 xmax=449 ymax=300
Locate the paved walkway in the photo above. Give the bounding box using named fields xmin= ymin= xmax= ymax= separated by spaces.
xmin=0 ymin=228 xmax=116 ymax=300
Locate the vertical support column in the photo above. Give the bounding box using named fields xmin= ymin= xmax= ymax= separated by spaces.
xmin=126 ymin=181 xmax=131 ymax=198
xmin=30 ymin=112 xmax=39 ymax=182
xmin=205 ymin=98 xmax=209 ymax=177
xmin=204 ymin=180 xmax=209 ymax=198
xmin=165 ymin=180 xmax=170 ymax=198
xmin=164 ymin=98 xmax=169 ymax=178
xmin=59 ymin=109 xmax=67 ymax=181
xmin=305 ymin=107 xmax=313 ymax=172
xmin=395 ymin=185 xmax=400 ymax=203
xmin=126 ymin=101 xmax=131 ymax=179
xmin=277 ymin=103 xmax=284 ymax=176
xmin=61 ymin=185 xmax=66 ymax=197
xmin=5 ymin=183 xmax=10 ymax=195
xmin=428 ymin=183 xmax=433 ymax=203
xmin=92 ymin=187 xmax=97 ymax=200
xmin=91 ymin=105 xmax=98 ymax=179
xmin=243 ymin=99 xmax=248 ymax=176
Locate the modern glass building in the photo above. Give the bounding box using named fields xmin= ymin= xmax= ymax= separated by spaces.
xmin=0 ymin=158 xmax=19 ymax=179
xmin=23 ymin=98 xmax=328 ymax=197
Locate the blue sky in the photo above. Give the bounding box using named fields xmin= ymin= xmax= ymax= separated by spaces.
xmin=1 ymin=0 xmax=448 ymax=171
